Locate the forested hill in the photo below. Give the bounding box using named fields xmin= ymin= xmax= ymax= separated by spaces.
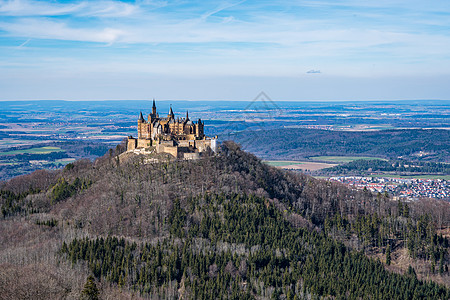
xmin=0 ymin=142 xmax=449 ymax=299
xmin=228 ymin=128 xmax=450 ymax=162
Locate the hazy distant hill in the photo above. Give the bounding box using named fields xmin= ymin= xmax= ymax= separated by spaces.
xmin=229 ymin=128 xmax=450 ymax=162
xmin=0 ymin=142 xmax=449 ymax=299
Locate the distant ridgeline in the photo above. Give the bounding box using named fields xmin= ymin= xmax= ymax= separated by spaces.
xmin=127 ymin=100 xmax=217 ymax=159
xmin=230 ymin=128 xmax=450 ymax=162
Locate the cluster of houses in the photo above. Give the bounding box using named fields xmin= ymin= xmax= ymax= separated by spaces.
xmin=329 ymin=176 xmax=449 ymax=201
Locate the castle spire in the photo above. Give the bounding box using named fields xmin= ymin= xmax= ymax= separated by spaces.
xmin=168 ymin=105 xmax=174 ymax=119
xmin=139 ymin=111 xmax=144 ymax=121
xmin=152 ymin=98 xmax=157 ymax=115
xmin=186 ymin=110 xmax=189 ymax=120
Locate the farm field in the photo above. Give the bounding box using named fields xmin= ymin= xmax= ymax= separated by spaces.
xmin=309 ymin=156 xmax=387 ymax=163
xmin=0 ymin=138 xmax=45 ymax=149
xmin=0 ymin=146 xmax=64 ymax=156
xmin=48 ymin=158 xmax=77 ymax=166
xmin=265 ymin=160 xmax=337 ymax=171
xmin=263 ymin=160 xmax=305 ymax=167
xmin=0 ymin=162 xmax=19 ymax=166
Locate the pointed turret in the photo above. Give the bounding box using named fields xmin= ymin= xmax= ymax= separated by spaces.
xmin=139 ymin=111 xmax=144 ymax=122
xmin=152 ymin=98 xmax=157 ymax=115
xmin=168 ymin=105 xmax=175 ymax=119
xmin=186 ymin=110 xmax=189 ymax=120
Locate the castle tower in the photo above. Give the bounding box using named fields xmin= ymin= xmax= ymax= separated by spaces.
xmin=197 ymin=118 xmax=204 ymax=138
xmin=138 ymin=111 xmax=145 ymax=138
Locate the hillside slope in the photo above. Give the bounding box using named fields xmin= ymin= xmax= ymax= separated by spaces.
xmin=0 ymin=142 xmax=449 ymax=299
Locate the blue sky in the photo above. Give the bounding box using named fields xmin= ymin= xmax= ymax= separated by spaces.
xmin=1 ymin=0 xmax=450 ymax=101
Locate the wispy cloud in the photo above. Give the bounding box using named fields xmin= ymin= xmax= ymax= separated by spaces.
xmin=200 ymin=0 xmax=246 ymax=20
xmin=0 ymin=18 xmax=126 ymax=43
xmin=0 ymin=0 xmax=147 ymax=17
xmin=17 ymin=37 xmax=30 ymax=48
xmin=0 ymin=0 xmax=83 ymax=16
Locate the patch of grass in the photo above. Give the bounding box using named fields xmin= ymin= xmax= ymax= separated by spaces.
xmin=0 ymin=146 xmax=64 ymax=156
xmin=49 ymin=158 xmax=76 ymax=166
xmin=309 ymin=156 xmax=387 ymax=163
xmin=264 ymin=160 xmax=305 ymax=167
xmin=0 ymin=162 xmax=20 ymax=166
xmin=0 ymin=139 xmax=32 ymax=146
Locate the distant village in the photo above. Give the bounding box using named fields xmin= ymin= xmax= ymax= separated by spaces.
xmin=329 ymin=176 xmax=449 ymax=201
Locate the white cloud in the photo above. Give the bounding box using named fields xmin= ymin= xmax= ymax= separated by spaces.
xmin=0 ymin=0 xmax=142 ymax=17
xmin=0 ymin=0 xmax=79 ymax=16
xmin=0 ymin=18 xmax=126 ymax=43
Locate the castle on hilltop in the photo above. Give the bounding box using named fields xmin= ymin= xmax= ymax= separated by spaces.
xmin=127 ymin=100 xmax=217 ymax=159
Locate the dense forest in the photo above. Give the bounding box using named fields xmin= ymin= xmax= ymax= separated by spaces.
xmin=0 ymin=141 xmax=449 ymax=298
xmin=230 ymin=128 xmax=450 ymax=162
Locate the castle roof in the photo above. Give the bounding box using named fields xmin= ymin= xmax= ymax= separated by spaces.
xmin=139 ymin=111 xmax=145 ymax=121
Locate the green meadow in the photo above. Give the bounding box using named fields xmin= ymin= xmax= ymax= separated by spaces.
xmin=0 ymin=146 xmax=64 ymax=156
xmin=264 ymin=161 xmax=305 ymax=167
xmin=309 ymin=156 xmax=387 ymax=163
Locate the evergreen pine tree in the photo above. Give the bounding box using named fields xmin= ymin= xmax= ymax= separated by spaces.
xmin=80 ymin=275 xmax=99 ymax=300
xmin=386 ymin=244 xmax=391 ymax=266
